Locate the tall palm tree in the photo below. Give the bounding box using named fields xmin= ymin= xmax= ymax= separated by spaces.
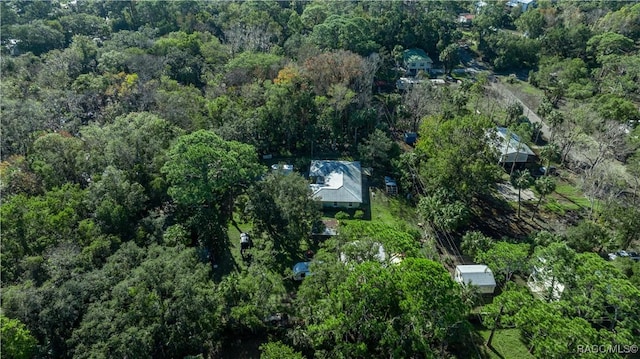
xmin=533 ymin=176 xmax=556 ymax=218
xmin=511 ymin=170 xmax=534 ymax=217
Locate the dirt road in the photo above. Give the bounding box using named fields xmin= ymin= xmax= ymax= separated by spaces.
xmin=489 ymin=80 xmax=552 ymax=141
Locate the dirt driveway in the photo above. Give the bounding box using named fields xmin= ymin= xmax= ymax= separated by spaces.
xmin=496 ymin=182 xmax=536 ymax=202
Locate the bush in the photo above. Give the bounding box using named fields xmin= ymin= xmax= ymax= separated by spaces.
xmin=335 ymin=211 xmax=351 ymax=220
xmin=354 ymin=210 xmax=364 ymax=219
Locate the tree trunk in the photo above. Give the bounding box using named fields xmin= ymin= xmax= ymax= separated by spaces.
xmin=487 ymin=304 xmax=505 ymax=348
xmin=517 ymin=188 xmax=522 ymax=217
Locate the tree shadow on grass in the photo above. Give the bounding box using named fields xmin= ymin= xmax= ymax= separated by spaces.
xmin=486 ymin=344 xmax=506 ymax=359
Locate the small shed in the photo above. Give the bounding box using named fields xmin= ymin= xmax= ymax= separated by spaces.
xmin=384 ymin=176 xmax=398 ymax=195
xmin=454 ymin=265 xmax=497 ymax=294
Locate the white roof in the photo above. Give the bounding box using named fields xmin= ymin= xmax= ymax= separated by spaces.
xmin=309 ymin=161 xmax=362 ymax=203
xmin=493 ymin=127 xmax=535 ymax=157
xmin=455 ymin=265 xmax=497 ymax=287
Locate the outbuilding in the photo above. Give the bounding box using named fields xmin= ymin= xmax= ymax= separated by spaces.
xmin=454 ymin=264 xmax=497 ymax=294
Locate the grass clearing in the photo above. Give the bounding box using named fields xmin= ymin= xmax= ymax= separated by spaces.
xmin=370 ymin=189 xmax=420 ymax=229
xmin=499 ymin=78 xmax=545 ymax=115
xmin=478 ymin=328 xmax=533 ymax=359
xmin=552 ymin=181 xmax=591 ymax=210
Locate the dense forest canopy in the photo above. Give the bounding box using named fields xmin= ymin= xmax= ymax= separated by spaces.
xmin=1 ymin=1 xmax=640 ymax=358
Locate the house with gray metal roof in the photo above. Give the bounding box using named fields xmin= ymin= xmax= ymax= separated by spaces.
xmin=492 ymin=127 xmax=536 ymax=164
xmin=309 ymin=160 xmax=363 ymax=209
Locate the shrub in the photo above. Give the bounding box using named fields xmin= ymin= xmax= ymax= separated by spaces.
xmin=335 ymin=211 xmax=350 ymax=220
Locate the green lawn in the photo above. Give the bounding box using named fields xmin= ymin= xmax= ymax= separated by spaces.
xmin=549 ymin=181 xmax=592 ymax=213
xmin=370 ymin=189 xmax=420 ymax=229
xmin=478 ymin=328 xmax=533 ymax=359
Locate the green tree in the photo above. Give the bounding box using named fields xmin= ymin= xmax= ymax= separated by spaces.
xmin=1 ymin=315 xmax=37 ymax=359
xmin=596 ymin=3 xmax=640 ymax=39
xmin=219 ymin=263 xmax=287 ymax=334
xmin=461 ymin=231 xmax=493 ymax=259
xmin=511 ymin=170 xmax=534 ymax=217
xmin=6 ymin=20 xmax=65 ymax=55
xmin=505 ymin=102 xmax=524 ymax=126
xmin=482 ymin=284 xmax=535 ymax=347
xmin=587 ymin=32 xmax=635 ymax=64
xmin=594 ymin=94 xmax=640 ymax=125
xmin=514 ymin=9 xmax=546 ymax=39
xmin=28 ymin=132 xmax=85 ymax=190
xmin=296 ymin=258 xmax=468 ymax=358
xmin=81 ymin=112 xmax=181 ymax=200
xmin=418 ymin=189 xmax=470 ymax=234
xmin=516 ymin=302 xmax=599 ymax=358
xmin=161 ymin=130 xmax=264 ymax=255
xmin=310 ymin=15 xmax=378 ymax=55
xmin=600 ymin=203 xmax=640 ymax=249
xmin=533 ymin=175 xmax=556 ymax=215
xmin=415 ymin=115 xmax=500 ymax=202
xmin=539 ymin=144 xmax=561 ymax=172
xmin=260 ymin=342 xmax=304 ymax=359
xmin=476 ymin=241 xmax=530 ymax=284
xmin=86 ymin=166 xmax=148 ymax=238
xmin=439 ymin=43 xmax=460 ymax=75
xmin=565 ymin=220 xmax=612 ymax=253
xmin=530 ymin=242 xmax=577 ymax=302
xmin=245 ymin=171 xmax=322 ymax=272
xmin=338 ymin=221 xmax=421 ymax=257
xmin=358 ymin=129 xmax=400 ymax=173
xmin=71 ymin=246 xmax=223 ymax=358
xmin=1 ymin=184 xmax=87 ymax=283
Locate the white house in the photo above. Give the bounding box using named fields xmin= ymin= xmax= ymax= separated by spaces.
xmin=402 ymin=48 xmax=434 ymax=77
xmin=309 ymin=160 xmax=363 ymax=209
xmin=491 ymin=127 xmax=536 ymax=164
xmin=454 ymin=265 xmax=497 ymax=294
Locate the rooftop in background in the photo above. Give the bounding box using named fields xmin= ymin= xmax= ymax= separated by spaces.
xmin=309 ymin=160 xmax=363 ymax=204
xmin=507 ymin=0 xmax=536 ymax=11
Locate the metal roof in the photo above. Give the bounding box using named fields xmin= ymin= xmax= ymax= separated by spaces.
xmin=309 ymin=161 xmax=363 ymax=203
xmin=403 ymin=48 xmax=433 ymax=64
xmin=455 ymin=265 xmax=497 ymax=287
xmin=494 ymin=127 xmax=535 ymax=157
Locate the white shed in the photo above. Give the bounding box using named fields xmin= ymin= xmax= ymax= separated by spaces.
xmin=454 ymin=265 xmax=497 ymax=294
